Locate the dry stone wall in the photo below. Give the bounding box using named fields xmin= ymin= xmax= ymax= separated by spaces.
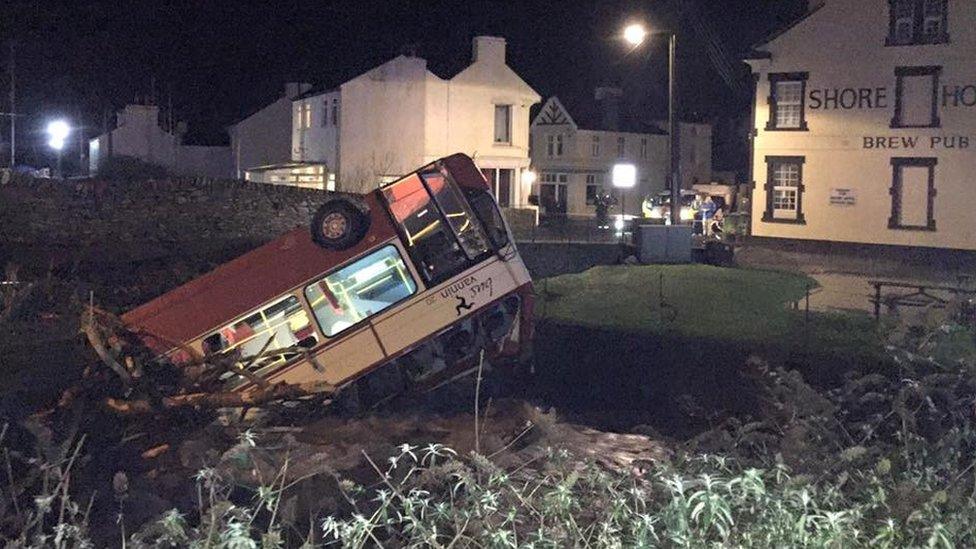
xmin=0 ymin=178 xmax=340 ymax=261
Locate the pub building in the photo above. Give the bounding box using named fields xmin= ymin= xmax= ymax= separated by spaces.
xmin=746 ymin=0 xmax=976 ymax=251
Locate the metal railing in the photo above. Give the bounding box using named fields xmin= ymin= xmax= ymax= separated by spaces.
xmin=868 ymin=278 xmax=976 ymax=319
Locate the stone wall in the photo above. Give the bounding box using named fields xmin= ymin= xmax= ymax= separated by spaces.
xmin=0 ymin=178 xmax=340 ymax=263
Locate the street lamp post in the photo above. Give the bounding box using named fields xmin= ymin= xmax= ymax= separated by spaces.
xmin=623 ymin=24 xmax=680 ymax=225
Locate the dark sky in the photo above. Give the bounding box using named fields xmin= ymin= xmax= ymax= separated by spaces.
xmin=0 ymin=0 xmax=807 ymax=163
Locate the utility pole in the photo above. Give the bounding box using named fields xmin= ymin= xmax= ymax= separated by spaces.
xmin=668 ymin=33 xmax=681 ymax=226
xmin=8 ymin=41 xmax=15 ymax=168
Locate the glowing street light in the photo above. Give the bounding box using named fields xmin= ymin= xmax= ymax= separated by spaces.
xmin=621 ymin=21 xmax=680 ymax=224
xmin=46 ymin=119 xmax=71 ymax=177
xmin=623 ymin=23 xmax=648 ymax=47
xmin=613 ymin=163 xmax=637 ymax=237
xmin=612 ymin=163 xmax=636 ymax=189
xmin=520 ymin=169 xmax=537 ymax=186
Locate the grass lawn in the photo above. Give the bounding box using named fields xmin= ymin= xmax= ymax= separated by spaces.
xmin=537 ymin=264 xmax=822 ymax=345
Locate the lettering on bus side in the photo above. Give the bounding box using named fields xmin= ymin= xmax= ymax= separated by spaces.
xmin=440 ymin=276 xmax=478 ymax=299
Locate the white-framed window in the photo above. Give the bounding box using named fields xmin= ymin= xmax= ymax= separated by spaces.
xmin=763 ymin=156 xmax=805 ymax=223
xmin=494 ymin=104 xmax=512 ymax=144
xmin=585 ymin=174 xmax=603 ymax=205
xmin=616 ymin=136 xmax=625 ymax=157
xmin=298 ymin=103 xmax=312 ymax=129
xmin=591 ymin=136 xmax=600 ymax=157
xmin=771 ymin=80 xmax=805 ymax=130
xmin=539 ymin=173 xmax=568 ymax=213
xmin=547 ymin=134 xmax=563 ymax=157
xmin=772 ymin=165 xmax=799 ymax=214
xmin=541 ymin=173 xmax=568 ymax=184
xmin=640 ymin=138 xmax=648 ymax=159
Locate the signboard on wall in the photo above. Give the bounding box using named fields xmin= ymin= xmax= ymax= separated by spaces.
xmin=829 ymin=188 xmax=856 ymax=206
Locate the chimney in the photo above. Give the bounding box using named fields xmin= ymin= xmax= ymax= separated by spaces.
xmin=284 ymin=82 xmax=312 ymax=99
xmin=472 ymin=36 xmax=506 ymax=65
xmin=594 ymin=87 xmax=623 ymax=131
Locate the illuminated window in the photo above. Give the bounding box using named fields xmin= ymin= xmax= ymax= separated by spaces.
xmin=494 ymin=105 xmax=512 ymax=144
xmin=383 ymin=172 xmax=490 ymax=285
xmin=763 ymin=156 xmax=805 ymax=224
xmin=202 ymin=295 xmax=317 ymax=380
xmin=298 ymin=103 xmax=312 ymax=129
xmin=888 ymin=0 xmax=948 ymax=45
xmin=304 ymin=246 xmax=416 ymax=337
xmin=766 ymin=73 xmax=809 ymax=131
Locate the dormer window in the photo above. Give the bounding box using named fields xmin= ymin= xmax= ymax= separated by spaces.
xmin=887 ymin=0 xmax=949 ymax=46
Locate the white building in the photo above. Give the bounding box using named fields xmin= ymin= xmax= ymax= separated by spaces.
xmin=283 ymin=36 xmax=541 ymax=206
xmin=228 ymin=82 xmax=311 ymax=180
xmin=89 ymin=104 xmax=232 ymax=178
xmin=747 ymin=0 xmax=976 ymax=251
xmin=529 ymin=90 xmax=712 ymax=217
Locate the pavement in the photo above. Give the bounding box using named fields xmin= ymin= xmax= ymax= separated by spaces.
xmin=737 ymin=243 xmax=974 ymax=315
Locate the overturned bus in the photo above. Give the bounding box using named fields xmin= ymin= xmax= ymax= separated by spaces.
xmin=121 ymin=153 xmax=534 ymax=404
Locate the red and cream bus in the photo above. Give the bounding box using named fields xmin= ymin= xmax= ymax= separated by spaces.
xmin=122 ymin=153 xmax=533 ymax=403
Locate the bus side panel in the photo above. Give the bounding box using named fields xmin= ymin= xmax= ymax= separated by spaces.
xmin=267 ymin=327 xmax=386 ymax=387
xmin=371 ymin=259 xmax=520 ymax=356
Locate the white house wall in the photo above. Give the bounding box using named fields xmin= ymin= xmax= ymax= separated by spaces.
xmin=338 ymin=56 xmax=428 ymax=191
xmin=290 ymin=37 xmax=540 ymax=200
xmin=292 ymin=90 xmax=340 ymax=169
xmin=89 ymin=104 xmax=232 ymax=178
xmin=749 ymin=0 xmax=976 ymax=251
xmin=231 ymin=96 xmax=293 ymax=178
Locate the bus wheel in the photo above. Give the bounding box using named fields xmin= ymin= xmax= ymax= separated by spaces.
xmin=310 ymin=200 xmax=369 ymax=250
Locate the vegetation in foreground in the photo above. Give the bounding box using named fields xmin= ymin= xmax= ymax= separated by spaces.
xmin=2 ymin=309 xmax=975 ymax=547
xmin=3 ymin=265 xmax=976 ymax=547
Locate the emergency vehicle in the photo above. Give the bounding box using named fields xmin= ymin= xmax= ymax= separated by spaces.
xmin=121 ymin=153 xmax=534 ymax=403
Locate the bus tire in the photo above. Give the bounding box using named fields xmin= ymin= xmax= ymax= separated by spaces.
xmin=310 ymin=200 xmax=369 ymax=250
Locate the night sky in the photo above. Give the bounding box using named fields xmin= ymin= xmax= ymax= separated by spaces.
xmin=0 ymin=0 xmax=807 ymax=166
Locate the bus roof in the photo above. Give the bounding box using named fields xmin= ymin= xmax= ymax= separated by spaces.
xmin=122 ymin=192 xmax=397 ymax=350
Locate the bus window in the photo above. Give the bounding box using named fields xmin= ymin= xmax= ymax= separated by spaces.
xmin=202 ymin=295 xmax=316 ymax=378
xmin=419 ymin=171 xmax=490 ymax=260
xmin=464 ymin=187 xmax=510 ymax=251
xmin=384 ymin=175 xmax=471 ymax=285
xmin=304 ymin=245 xmax=417 ymax=337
